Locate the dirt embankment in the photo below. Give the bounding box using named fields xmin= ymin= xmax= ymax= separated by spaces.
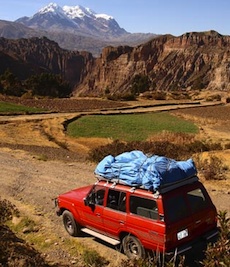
xmin=0 ymin=98 xmax=230 ymax=266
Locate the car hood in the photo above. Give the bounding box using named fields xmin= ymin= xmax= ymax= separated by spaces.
xmin=58 ymin=185 xmax=92 ymax=202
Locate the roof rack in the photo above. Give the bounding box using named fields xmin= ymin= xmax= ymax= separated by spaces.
xmin=95 ymin=174 xmax=199 ymax=194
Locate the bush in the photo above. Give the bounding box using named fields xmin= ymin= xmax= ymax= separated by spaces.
xmin=0 ymin=198 xmax=19 ymax=225
xmin=224 ymin=143 xmax=230 ymax=149
xmin=201 ymin=211 xmax=230 ymax=267
xmin=82 ymin=249 xmax=109 ymax=267
xmin=88 ymin=137 xmax=218 ymax=163
xmin=106 ymin=93 xmax=136 ymax=101
xmin=131 ymin=74 xmax=151 ymax=95
xmin=152 ymin=91 xmax=167 ymax=100
xmin=195 ymin=155 xmax=227 ymax=180
xmin=205 ymin=94 xmax=221 ymax=102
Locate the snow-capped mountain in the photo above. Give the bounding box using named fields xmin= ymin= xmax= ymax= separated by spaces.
xmin=15 ymin=2 xmax=127 ymax=39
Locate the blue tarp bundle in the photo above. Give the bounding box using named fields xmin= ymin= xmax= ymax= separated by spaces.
xmin=95 ymin=150 xmax=197 ymax=191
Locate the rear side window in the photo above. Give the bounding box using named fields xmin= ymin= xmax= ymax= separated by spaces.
xmin=187 ymin=188 xmax=208 ymax=213
xmin=164 ymin=187 xmax=209 ymax=222
xmin=130 ymin=196 xmax=158 ymax=220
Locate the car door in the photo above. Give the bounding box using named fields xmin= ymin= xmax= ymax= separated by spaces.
xmin=103 ymin=189 xmax=127 ymax=238
xmin=126 ymin=195 xmax=165 ymax=251
xmin=81 ymin=184 xmax=106 ymax=232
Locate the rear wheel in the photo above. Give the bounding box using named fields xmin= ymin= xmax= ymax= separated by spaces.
xmin=122 ymin=235 xmax=145 ymax=259
xmin=62 ymin=210 xmax=81 ymax=237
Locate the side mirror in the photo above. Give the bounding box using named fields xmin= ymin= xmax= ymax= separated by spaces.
xmin=84 ymin=197 xmax=95 ymax=208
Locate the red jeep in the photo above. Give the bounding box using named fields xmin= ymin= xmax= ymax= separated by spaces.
xmin=55 ymin=176 xmax=218 ymax=259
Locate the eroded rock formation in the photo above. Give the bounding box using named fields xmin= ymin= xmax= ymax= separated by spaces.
xmin=0 ymin=31 xmax=229 ymax=97
xmin=74 ymin=31 xmax=230 ymax=96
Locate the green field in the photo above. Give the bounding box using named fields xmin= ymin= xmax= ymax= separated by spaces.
xmin=0 ymin=102 xmax=45 ymax=113
xmin=67 ymin=112 xmax=198 ymax=141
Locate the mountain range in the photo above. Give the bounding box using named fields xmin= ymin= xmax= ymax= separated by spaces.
xmin=0 ymin=3 xmax=156 ymax=55
xmin=15 ymin=3 xmax=127 ymax=38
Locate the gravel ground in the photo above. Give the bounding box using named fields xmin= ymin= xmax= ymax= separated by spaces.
xmin=0 ymin=148 xmax=127 ymax=266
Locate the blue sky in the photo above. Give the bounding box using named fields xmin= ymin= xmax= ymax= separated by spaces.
xmin=0 ymin=0 xmax=229 ymax=36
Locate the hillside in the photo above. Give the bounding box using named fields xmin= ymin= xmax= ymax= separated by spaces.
xmin=0 ymin=31 xmax=229 ymax=97
xmin=74 ymin=31 xmax=230 ymax=96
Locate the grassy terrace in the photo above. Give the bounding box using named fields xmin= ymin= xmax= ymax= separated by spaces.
xmin=67 ymin=113 xmax=198 ymax=141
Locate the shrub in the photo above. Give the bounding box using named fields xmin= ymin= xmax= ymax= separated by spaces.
xmin=0 ymin=69 xmax=25 ymax=97
xmin=191 ymin=77 xmax=206 ymax=90
xmin=88 ymin=138 xmax=216 ymax=163
xmin=205 ymin=94 xmax=221 ymax=102
xmin=120 ymin=251 xmax=185 ymax=267
xmin=82 ymin=249 xmax=109 ymax=267
xmin=196 ymin=155 xmax=227 ymax=180
xmin=224 ymin=143 xmax=230 ymax=149
xmin=201 ymin=211 xmax=230 ymax=267
xmin=152 ymin=91 xmax=167 ymax=100
xmin=140 ymin=91 xmax=154 ymax=99
xmin=131 ymin=74 xmax=151 ymax=95
xmin=106 ymin=93 xmax=136 ymax=101
xmin=0 ymin=198 xmax=19 ymax=225
xmin=88 ymin=140 xmax=127 ymax=162
xmin=169 ymin=91 xmax=191 ymax=100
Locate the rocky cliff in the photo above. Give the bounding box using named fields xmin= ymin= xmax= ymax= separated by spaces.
xmin=74 ymin=30 xmax=230 ymax=96
xmin=0 ymin=31 xmax=229 ymax=97
xmin=0 ymin=36 xmax=93 ymax=86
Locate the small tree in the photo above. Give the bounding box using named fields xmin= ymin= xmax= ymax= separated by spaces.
xmin=131 ymin=74 xmax=151 ymax=95
xmin=0 ymin=69 xmax=24 ymax=96
xmin=25 ymin=73 xmax=71 ymax=98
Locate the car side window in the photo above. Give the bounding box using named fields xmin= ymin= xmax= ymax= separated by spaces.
xmin=106 ymin=189 xmax=126 ymax=212
xmin=130 ymin=196 xmax=158 ymax=220
xmin=90 ymin=185 xmax=106 ymax=206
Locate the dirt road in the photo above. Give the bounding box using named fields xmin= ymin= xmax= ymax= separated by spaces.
xmin=0 ymin=148 xmax=128 ymax=266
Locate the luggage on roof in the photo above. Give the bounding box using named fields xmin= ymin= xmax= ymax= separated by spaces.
xmin=94 ymin=150 xmax=197 ymax=191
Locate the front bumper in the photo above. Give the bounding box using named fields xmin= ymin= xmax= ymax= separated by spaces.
xmin=54 ymin=198 xmax=62 ymax=216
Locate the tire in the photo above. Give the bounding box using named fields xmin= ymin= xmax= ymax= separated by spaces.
xmin=62 ymin=210 xmax=81 ymax=237
xmin=122 ymin=235 xmax=145 ymax=259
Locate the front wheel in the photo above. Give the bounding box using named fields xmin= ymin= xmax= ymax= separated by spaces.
xmin=122 ymin=235 xmax=145 ymax=259
xmin=62 ymin=210 xmax=81 ymax=237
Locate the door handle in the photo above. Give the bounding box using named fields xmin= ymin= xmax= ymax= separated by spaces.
xmin=96 ymin=213 xmax=101 ymax=217
xmin=119 ymin=220 xmax=125 ymax=225
xmin=196 ymin=220 xmax=201 ymax=224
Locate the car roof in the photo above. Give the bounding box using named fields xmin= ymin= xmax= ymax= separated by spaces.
xmin=96 ymin=176 xmax=200 ymax=197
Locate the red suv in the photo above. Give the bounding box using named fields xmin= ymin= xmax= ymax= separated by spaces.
xmin=55 ymin=176 xmax=218 ymax=259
